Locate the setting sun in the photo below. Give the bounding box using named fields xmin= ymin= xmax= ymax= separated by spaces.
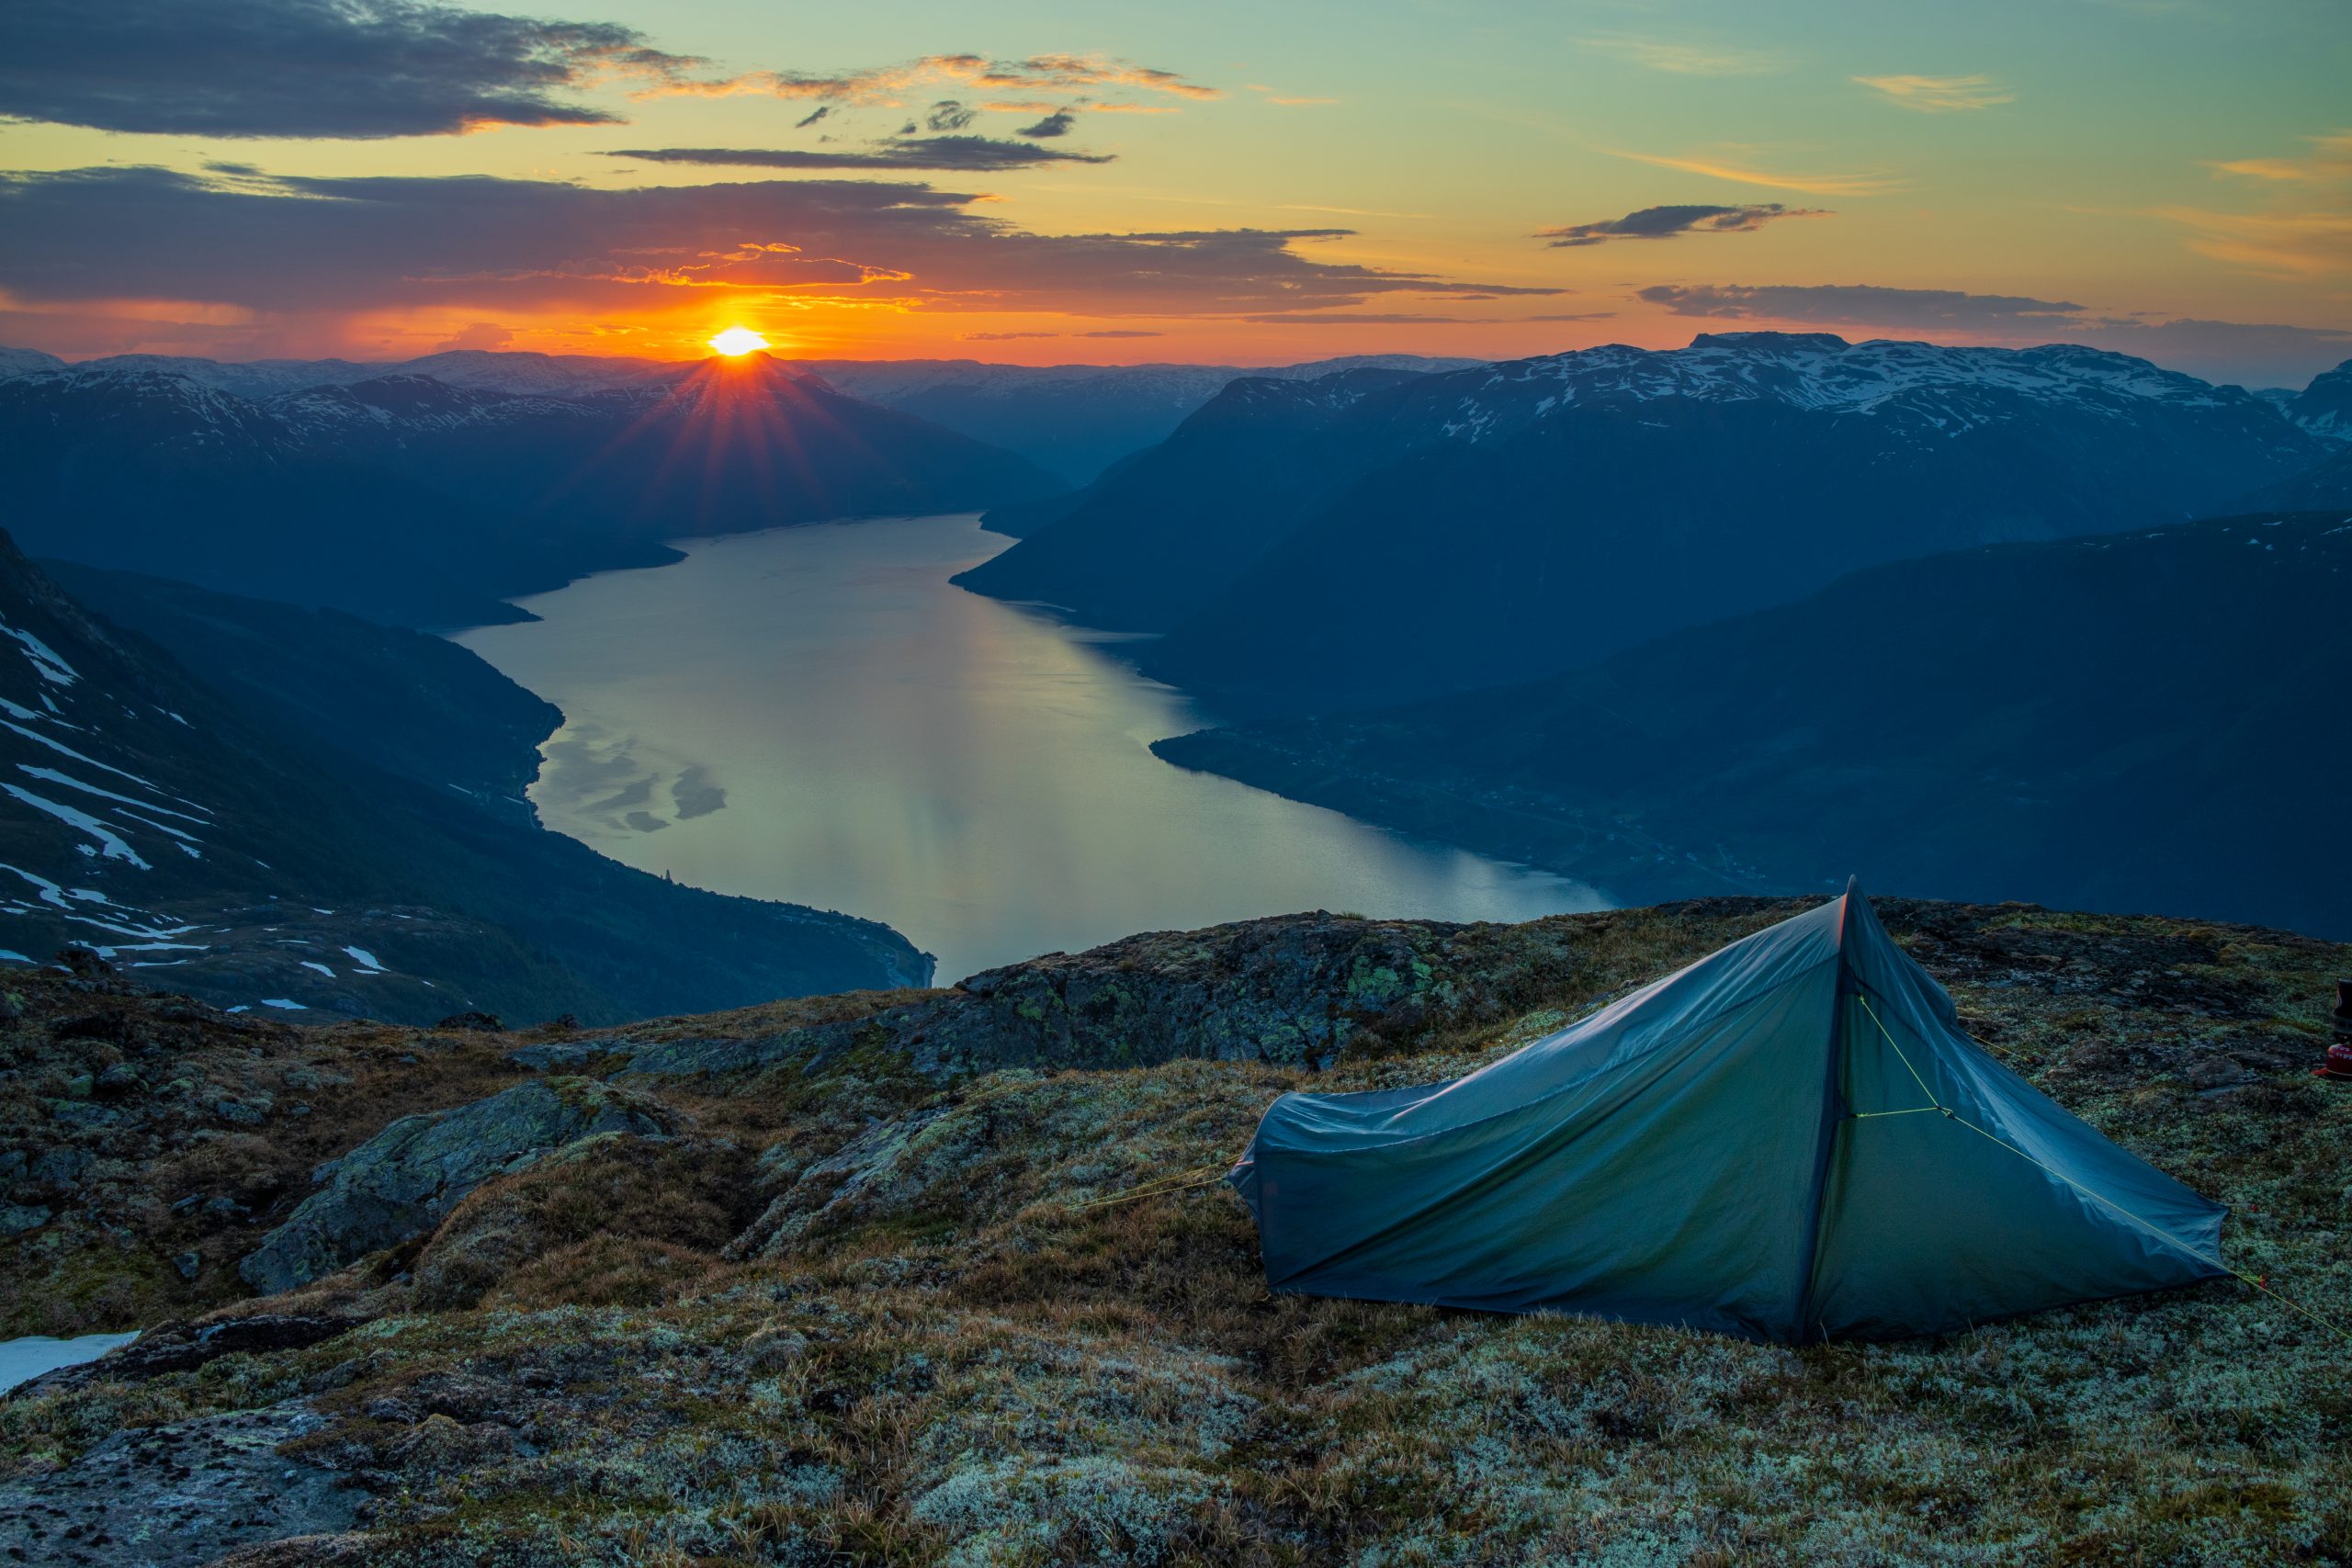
xmin=707 ymin=326 xmax=769 ymax=357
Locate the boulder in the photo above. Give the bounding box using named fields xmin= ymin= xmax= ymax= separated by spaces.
xmin=239 ymin=1078 xmax=671 ymax=1294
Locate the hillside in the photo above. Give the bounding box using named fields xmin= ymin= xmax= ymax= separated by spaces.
xmin=0 ymin=355 xmax=1058 ymax=627
xmin=0 ymin=536 xmax=928 ymax=1024
xmin=1158 ymin=510 xmax=2351 ymax=939
xmin=961 ymin=333 xmax=2325 ymax=714
xmin=1 ymin=895 xmax=2344 ymax=1562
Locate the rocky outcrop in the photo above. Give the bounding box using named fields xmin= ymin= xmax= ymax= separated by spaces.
xmin=0 ymin=1400 xmax=360 ymax=1566
xmin=239 ymin=1078 xmax=673 ymax=1294
xmin=523 ymin=913 xmax=1568 ymax=1086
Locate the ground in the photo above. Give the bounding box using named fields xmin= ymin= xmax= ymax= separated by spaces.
xmin=0 ymin=897 xmax=2346 ymax=1565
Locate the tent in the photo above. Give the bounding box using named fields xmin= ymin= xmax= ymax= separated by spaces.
xmin=1228 ymin=881 xmax=2226 ymax=1341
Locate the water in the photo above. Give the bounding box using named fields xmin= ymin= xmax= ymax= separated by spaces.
xmin=458 ymin=514 xmax=1603 ymax=983
xmin=0 ymin=1331 xmax=138 ymax=1393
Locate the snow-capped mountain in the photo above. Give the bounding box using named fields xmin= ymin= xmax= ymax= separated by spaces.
xmin=963 ymin=332 xmax=2334 ymax=712
xmin=0 ymin=355 xmax=1057 ymax=627
xmin=1347 ymin=333 xmax=2308 ymax=450
xmin=2282 ymin=358 xmax=2352 ymax=446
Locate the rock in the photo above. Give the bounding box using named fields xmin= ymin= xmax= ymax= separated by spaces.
xmin=54 ymin=944 xmax=116 ymax=977
xmin=7 ymin=1310 xmax=376 ymax=1401
xmin=435 ymin=1010 xmax=506 ymax=1032
xmin=215 ymin=1098 xmax=269 ymax=1125
xmin=31 ymin=1146 xmax=95 ymax=1190
xmin=743 ymin=1324 xmax=810 ymax=1371
xmin=0 ymin=1400 xmax=359 ymax=1566
xmin=0 ymin=1201 xmax=50 ymax=1235
xmin=0 ymin=990 xmax=23 ymax=1021
xmin=62 ymin=1071 xmax=94 ymax=1099
xmin=173 ymin=1250 xmax=202 ymax=1280
xmin=96 ymin=1061 xmax=144 ymax=1095
xmin=238 ymin=1078 xmax=673 ymax=1294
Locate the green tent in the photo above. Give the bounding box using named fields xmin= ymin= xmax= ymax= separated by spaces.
xmin=1229 ymin=882 xmax=2226 ymax=1341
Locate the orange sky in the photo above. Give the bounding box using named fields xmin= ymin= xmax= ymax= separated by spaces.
xmin=0 ymin=1 xmax=2346 ymax=383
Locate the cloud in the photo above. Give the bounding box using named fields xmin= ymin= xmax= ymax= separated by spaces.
xmin=2067 ymin=316 xmax=2352 ymax=386
xmin=1609 ymin=151 xmax=1902 ymax=197
xmin=671 ymin=52 xmax=1216 ymax=107
xmin=961 ymin=328 xmax=1164 ymax=340
xmin=1018 ymin=109 xmax=1078 ymax=140
xmin=2151 ymin=204 xmax=2352 ymax=277
xmin=0 ymin=165 xmax=1558 ymax=325
xmin=924 ymin=99 xmax=976 ymax=132
xmin=1578 ymin=35 xmax=1788 ymax=76
xmin=1636 ymin=281 xmax=2350 ymax=384
xmin=794 ymin=106 xmax=830 ymax=130
xmin=1535 ymin=203 xmax=1824 ymax=247
xmin=434 ymin=321 xmax=515 ymax=352
xmin=606 ymin=139 xmax=1114 ymax=172
xmin=2202 ymin=130 xmax=2352 ymax=183
xmin=0 ymin=0 xmax=698 ymax=138
xmin=1853 ymin=74 xmax=2014 ymax=112
xmin=1638 ymin=283 xmax=2086 ymax=329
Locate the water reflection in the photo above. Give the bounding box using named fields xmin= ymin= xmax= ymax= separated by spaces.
xmin=458 ymin=514 xmax=1604 ymax=982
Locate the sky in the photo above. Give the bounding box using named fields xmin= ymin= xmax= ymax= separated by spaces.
xmin=0 ymin=0 xmax=2346 ymax=385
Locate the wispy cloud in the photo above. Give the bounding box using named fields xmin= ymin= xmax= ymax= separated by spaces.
xmin=606 ymin=138 xmax=1113 ymax=172
xmin=2150 ymin=205 xmax=2352 ymax=277
xmin=1853 ymin=74 xmax=2014 ymax=112
xmin=1579 ymin=34 xmax=1788 ymax=77
xmin=1535 ymin=203 xmax=1825 ymax=247
xmin=663 ymin=52 xmax=1217 ymax=107
xmin=2165 ymin=130 xmax=2352 ymax=276
xmin=2200 ymin=130 xmax=2352 ymax=183
xmin=1609 ymin=151 xmax=1903 ymax=197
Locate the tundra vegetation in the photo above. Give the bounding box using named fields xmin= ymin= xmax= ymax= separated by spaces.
xmin=1 ymin=897 xmax=2346 ymax=1565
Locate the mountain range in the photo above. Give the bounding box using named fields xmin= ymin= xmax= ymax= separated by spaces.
xmin=961 ymin=333 xmax=2343 ymax=714
xmin=1158 ymin=508 xmax=2350 ymax=938
xmin=0 ymin=536 xmax=928 ymax=1023
xmin=0 ymin=345 xmax=1490 ymax=489
xmin=0 ymin=354 xmax=1057 ymax=627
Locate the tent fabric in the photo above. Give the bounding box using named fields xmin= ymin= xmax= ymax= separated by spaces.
xmin=1228 ymin=882 xmax=2226 ymax=1342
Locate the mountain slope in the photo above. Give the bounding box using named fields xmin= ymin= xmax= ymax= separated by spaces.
xmin=2283 ymin=356 xmax=2352 ymax=446
xmin=0 ymin=355 xmax=1058 ymax=627
xmin=0 ymin=533 xmax=928 ymax=1021
xmin=4 ymin=897 xmax=2343 ymax=1563
xmin=963 ymin=333 xmax=2323 ymax=712
xmin=1157 ymin=510 xmax=2352 ymax=937
xmin=806 ymin=353 xmax=1487 ymax=485
xmin=950 ymin=368 xmax=1430 ymax=624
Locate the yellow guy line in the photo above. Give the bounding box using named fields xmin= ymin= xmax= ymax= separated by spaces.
xmin=1851 ymin=993 xmax=2351 ymax=1347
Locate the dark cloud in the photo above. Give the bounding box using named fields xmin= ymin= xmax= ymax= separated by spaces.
xmin=1019 ymin=109 xmax=1079 ymax=140
xmin=0 ymin=0 xmax=697 ymax=139
xmin=0 ymin=166 xmax=1560 ymax=320
xmin=794 ymin=106 xmax=830 ymax=130
xmin=1536 ymin=204 xmax=1823 ymax=247
xmin=606 ymin=138 xmax=1114 ymax=172
xmin=924 ymin=99 xmax=976 ymax=132
xmin=1638 ymin=283 xmax=2087 ymax=329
